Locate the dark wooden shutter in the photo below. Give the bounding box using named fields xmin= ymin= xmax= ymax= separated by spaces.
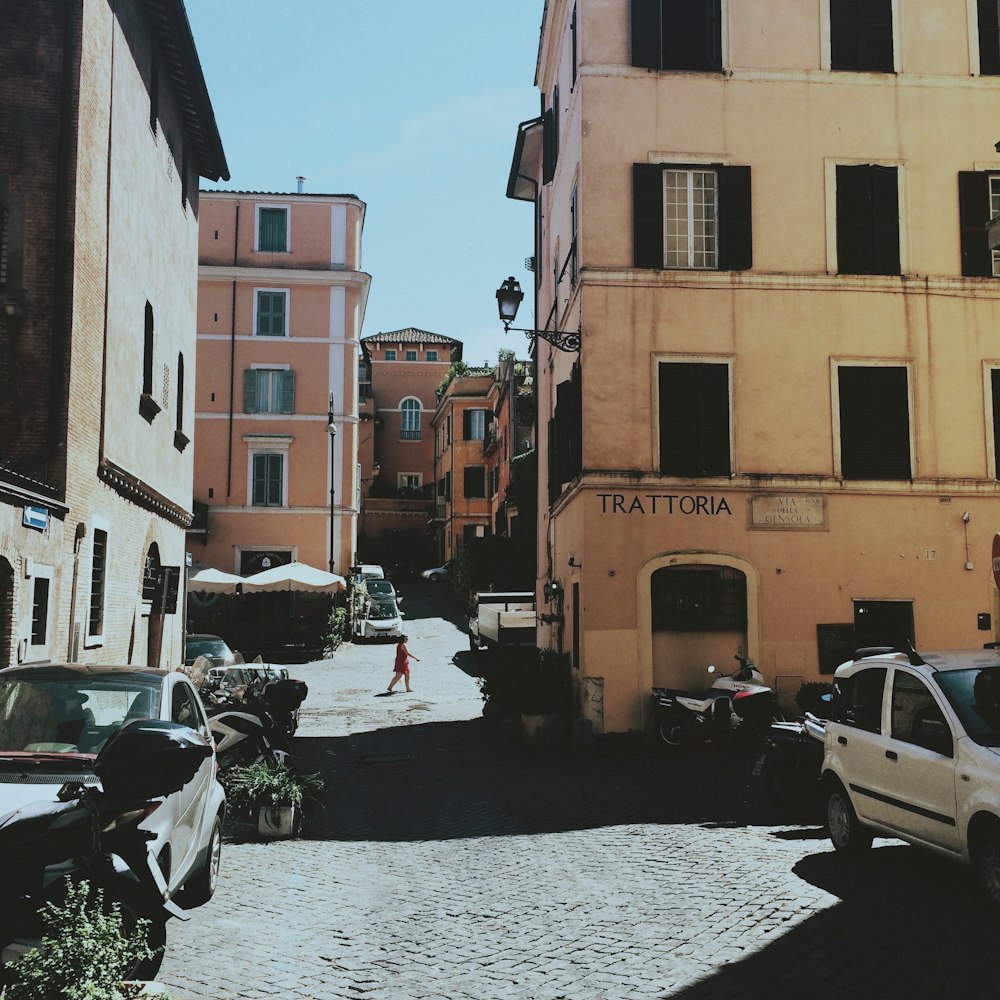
xmin=542 ymin=103 xmax=556 ymax=186
xmin=464 ymin=466 xmax=486 ymax=498
xmin=662 ymin=0 xmax=721 ymax=71
xmin=992 ymin=369 xmax=1000 ymax=479
xmin=870 ymin=164 xmax=900 ymax=275
xmin=980 ymin=0 xmax=1000 ymax=74
xmin=838 ymin=367 xmax=910 ymax=480
xmin=463 ymin=409 xmax=473 ymax=439
xmin=631 ymin=0 xmax=662 ymax=68
xmin=717 ymin=166 xmax=752 ymax=271
xmin=831 ymin=0 xmax=893 ymax=72
xmin=633 ymin=163 xmax=665 ymax=268
xmin=243 ymin=369 xmax=257 ymax=413
xmin=959 ymin=171 xmax=992 ymax=277
xmin=836 ymin=164 xmax=899 ymax=275
xmin=280 ymin=369 xmax=295 ymax=413
xmin=659 ymin=363 xmax=730 ymax=476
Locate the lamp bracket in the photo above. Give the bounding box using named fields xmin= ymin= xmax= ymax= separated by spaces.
xmin=503 ymin=322 xmax=580 ymax=353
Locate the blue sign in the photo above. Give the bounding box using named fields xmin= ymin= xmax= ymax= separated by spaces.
xmin=23 ymin=506 xmax=48 ymax=531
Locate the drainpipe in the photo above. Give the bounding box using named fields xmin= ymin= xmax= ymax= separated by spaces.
xmin=226 ymin=203 xmax=239 ymax=497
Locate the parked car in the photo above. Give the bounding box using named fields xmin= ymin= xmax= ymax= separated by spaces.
xmin=362 ymin=578 xmax=400 ymax=604
xmin=0 ymin=663 xmax=225 ymax=906
xmin=184 ymin=633 xmax=237 ymax=669
xmin=822 ymin=645 xmax=1000 ymax=910
xmin=352 ymin=564 xmax=385 ymax=581
xmin=420 ymin=561 xmax=451 ymax=582
xmin=355 ymin=598 xmax=404 ymax=640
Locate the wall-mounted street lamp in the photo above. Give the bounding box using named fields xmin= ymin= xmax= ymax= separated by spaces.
xmin=327 ymin=404 xmax=337 ymax=572
xmin=495 ymin=276 xmax=580 ymax=353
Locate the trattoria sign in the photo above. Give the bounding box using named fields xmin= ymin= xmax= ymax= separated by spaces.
xmin=598 ymin=493 xmax=732 ymax=516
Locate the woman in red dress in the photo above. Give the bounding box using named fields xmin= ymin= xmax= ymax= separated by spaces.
xmin=387 ymin=635 xmax=419 ymax=693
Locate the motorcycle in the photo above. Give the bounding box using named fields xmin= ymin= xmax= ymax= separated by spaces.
xmin=0 ymin=719 xmax=211 ymax=984
xmin=706 ymin=654 xmax=784 ymax=735
xmin=650 ymin=685 xmax=741 ymax=748
xmin=754 ymin=712 xmax=827 ymax=819
xmin=204 ymin=674 xmax=304 ymax=771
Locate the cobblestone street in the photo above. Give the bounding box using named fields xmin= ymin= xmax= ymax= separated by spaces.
xmin=159 ymin=584 xmax=1000 ymax=999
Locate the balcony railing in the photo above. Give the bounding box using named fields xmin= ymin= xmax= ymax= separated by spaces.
xmin=400 ymin=429 xmax=421 ymax=441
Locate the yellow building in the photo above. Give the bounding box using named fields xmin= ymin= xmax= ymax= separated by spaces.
xmin=507 ymin=0 xmax=1000 ymax=733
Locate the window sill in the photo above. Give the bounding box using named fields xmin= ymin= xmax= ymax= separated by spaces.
xmin=139 ymin=393 xmax=161 ymax=424
xmin=174 ymin=429 xmax=191 ymax=453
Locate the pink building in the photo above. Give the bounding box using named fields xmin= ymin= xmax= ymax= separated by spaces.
xmin=191 ymin=190 xmax=369 ymax=579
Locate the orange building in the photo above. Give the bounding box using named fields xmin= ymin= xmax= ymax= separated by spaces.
xmin=192 ymin=190 xmax=369 ymax=578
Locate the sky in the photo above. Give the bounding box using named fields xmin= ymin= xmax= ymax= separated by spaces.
xmin=185 ymin=0 xmax=544 ymax=368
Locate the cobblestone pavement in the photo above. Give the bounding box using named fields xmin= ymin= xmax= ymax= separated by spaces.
xmin=160 ymin=583 xmax=1000 ymax=999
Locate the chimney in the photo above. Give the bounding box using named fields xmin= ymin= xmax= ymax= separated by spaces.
xmin=296 ymin=176 xmax=306 ymax=194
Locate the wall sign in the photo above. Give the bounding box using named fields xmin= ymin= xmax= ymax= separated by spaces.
xmin=22 ymin=506 xmax=48 ymax=531
xmin=749 ymin=494 xmax=826 ymax=530
xmin=597 ymin=493 xmax=732 ymax=516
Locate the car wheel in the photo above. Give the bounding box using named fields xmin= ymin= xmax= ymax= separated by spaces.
xmin=429 ymin=572 xmax=440 ymax=582
xmin=91 ymin=878 xmax=167 ymax=980
xmin=826 ymin=781 xmax=872 ymax=854
xmin=761 ymin=749 xmax=820 ymax=820
xmin=973 ymin=827 xmax=1000 ymax=912
xmin=179 ymin=813 xmax=223 ymax=908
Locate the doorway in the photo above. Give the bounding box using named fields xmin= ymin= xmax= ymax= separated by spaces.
xmin=0 ymin=558 xmax=13 ymax=669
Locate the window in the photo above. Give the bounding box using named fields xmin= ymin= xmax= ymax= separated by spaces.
xmin=244 ymin=368 xmax=295 ymax=414
xmin=836 ymin=164 xmax=900 ymax=275
xmin=992 ymin=370 xmax=1000 ymax=478
xmin=980 ymin=0 xmax=1000 ymax=74
xmin=464 ymin=409 xmax=486 ymax=441
xmin=464 ymin=466 xmax=486 ymax=498
xmin=385 ymin=349 xmax=397 ymax=361
xmin=633 ymin=164 xmax=752 ymax=270
xmin=570 ymin=183 xmax=578 ymax=285
xmin=829 ymin=0 xmax=893 ymax=73
xmin=172 ymin=683 xmax=204 ymax=731
xmin=891 ymin=672 xmax=952 ymax=755
xmin=255 ymin=290 xmax=287 ymax=337
xmin=256 ymin=206 xmax=289 ymax=252
xmin=548 ymin=367 xmax=583 ymax=505
xmin=142 ymin=301 xmax=155 ymax=397
xmin=427 ymin=350 xmax=438 ymax=361
xmin=174 ymin=353 xmax=189 ymax=451
xmin=405 ymin=350 xmax=417 ymax=361
xmin=838 ymin=365 xmax=911 ymax=479
xmin=659 ymin=362 xmax=730 ymax=476
xmin=651 ymin=565 xmax=747 ymax=630
xmin=543 ymin=85 xmax=559 ymax=185
xmin=401 ymin=398 xmax=421 ymax=440
xmin=958 ymin=171 xmax=1000 ymax=277
xmin=571 ymin=4 xmax=578 ymax=85
xmin=358 ymin=360 xmax=371 ymax=402
xmin=831 ymin=668 xmax=886 ymax=733
xmin=30 ymin=576 xmax=50 ymax=646
xmin=631 ymin=0 xmax=722 ymax=71
xmin=0 ymin=204 xmax=8 ymax=286
xmin=251 ymin=453 xmax=284 ymax=506
xmin=88 ymin=524 xmax=108 ymax=642
xmin=399 ymin=473 xmax=422 ymax=491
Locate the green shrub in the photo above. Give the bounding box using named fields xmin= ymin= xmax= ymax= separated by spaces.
xmin=1 ymin=879 xmax=160 ymax=1000
xmin=796 ymin=681 xmax=833 ymax=717
xmin=322 ymin=606 xmax=349 ymax=655
xmin=220 ymin=759 xmax=325 ymax=820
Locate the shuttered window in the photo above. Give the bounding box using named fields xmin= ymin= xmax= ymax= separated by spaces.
xmin=659 ymin=362 xmax=731 ymax=476
xmin=244 ymin=368 xmax=295 ymax=414
xmin=981 ymin=1 xmax=1000 ymax=74
xmin=634 ymin=164 xmax=751 ymax=271
xmin=255 ymin=290 xmax=287 ymax=337
xmin=464 ymin=409 xmax=486 ymax=440
xmin=464 ymin=466 xmax=486 ymax=498
xmin=89 ymin=529 xmax=108 ymax=638
xmin=631 ymin=0 xmax=722 ymax=72
xmin=830 ymin=0 xmax=893 ymax=72
xmin=958 ymin=171 xmax=1000 ymax=277
xmin=548 ymin=366 xmax=583 ymax=505
xmin=257 ymin=207 xmax=288 ymax=252
xmin=838 ymin=366 xmax=911 ymax=480
xmin=251 ymin=454 xmax=284 ymax=506
xmin=835 ymin=164 xmax=900 ymax=275
xmin=991 ymin=369 xmax=1000 ymax=479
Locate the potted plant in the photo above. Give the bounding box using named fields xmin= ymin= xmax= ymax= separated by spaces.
xmin=220 ymin=760 xmax=324 ymax=839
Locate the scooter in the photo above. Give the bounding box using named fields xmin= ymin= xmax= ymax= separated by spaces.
xmin=706 ymin=654 xmax=784 ymax=735
xmin=650 ymin=685 xmax=741 ymax=748
xmin=754 ymin=712 xmax=827 ymax=819
xmin=204 ymin=675 xmax=298 ymax=771
xmin=0 ymin=719 xmax=211 ymax=984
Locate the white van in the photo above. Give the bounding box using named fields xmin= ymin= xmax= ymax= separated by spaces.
xmin=352 ymin=564 xmax=385 ymax=581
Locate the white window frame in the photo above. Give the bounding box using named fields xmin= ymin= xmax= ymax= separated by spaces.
xmin=85 ymin=513 xmax=110 ymax=648
xmin=989 ymin=175 xmax=1000 ymax=277
xmin=663 ymin=168 xmax=719 ymax=269
xmin=385 ymin=349 xmax=397 ymax=360
xmin=398 ymin=473 xmax=423 ymax=490
xmin=468 ymin=409 xmax=487 ymax=441
xmin=253 ymin=288 xmax=290 ymax=337
xmin=245 ymin=435 xmax=292 ymax=507
xmin=27 ymin=563 xmax=55 ymax=659
xmin=400 ymin=397 xmax=422 ymax=440
xmin=255 ymin=203 xmax=291 ymax=253
xmin=984 ymin=361 xmax=1000 ymax=479
xmin=248 ymin=363 xmax=292 ymax=414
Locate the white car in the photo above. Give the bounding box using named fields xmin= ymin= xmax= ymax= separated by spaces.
xmin=420 ymin=561 xmax=451 ymax=582
xmin=0 ymin=663 xmax=225 ymax=907
xmin=356 ymin=598 xmax=404 ymax=641
xmin=822 ymin=646 xmax=1000 ymax=908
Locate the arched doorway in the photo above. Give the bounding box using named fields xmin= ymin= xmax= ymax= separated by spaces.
xmin=143 ymin=543 xmax=163 ymax=668
xmin=0 ymin=558 xmax=13 ymax=670
xmin=639 ymin=553 xmax=760 ymax=702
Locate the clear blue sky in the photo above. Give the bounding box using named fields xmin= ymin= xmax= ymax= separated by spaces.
xmin=186 ymin=0 xmax=543 ymax=367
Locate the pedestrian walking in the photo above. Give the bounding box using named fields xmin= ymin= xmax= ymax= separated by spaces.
xmin=387 ymin=635 xmax=419 ymax=693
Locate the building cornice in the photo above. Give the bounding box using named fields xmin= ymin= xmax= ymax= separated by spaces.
xmin=98 ymin=458 xmax=192 ymax=528
xmin=199 ymin=265 xmax=372 ymax=288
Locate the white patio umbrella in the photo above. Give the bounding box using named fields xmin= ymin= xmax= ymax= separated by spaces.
xmin=239 ymin=561 xmax=347 ymax=594
xmin=186 ymin=565 xmax=245 ymax=594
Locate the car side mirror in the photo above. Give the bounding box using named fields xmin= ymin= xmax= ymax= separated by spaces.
xmin=95 ymin=719 xmax=211 ymax=802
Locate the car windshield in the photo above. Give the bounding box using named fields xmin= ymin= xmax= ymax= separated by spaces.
xmin=0 ymin=669 xmax=163 ymax=755
xmin=367 ymin=601 xmax=398 ymax=621
xmin=934 ymin=666 xmax=1000 ymax=746
xmin=366 ymin=581 xmax=394 ymax=597
xmin=185 ymin=637 xmax=230 ymax=659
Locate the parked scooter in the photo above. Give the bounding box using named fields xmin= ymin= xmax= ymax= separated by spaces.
xmin=204 ymin=674 xmax=303 ymax=771
xmin=706 ymin=655 xmax=784 ymax=735
xmin=754 ymin=712 xmax=827 ymax=819
xmin=0 ymin=719 xmax=211 ymax=984
xmin=650 ymin=685 xmax=741 ymax=748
